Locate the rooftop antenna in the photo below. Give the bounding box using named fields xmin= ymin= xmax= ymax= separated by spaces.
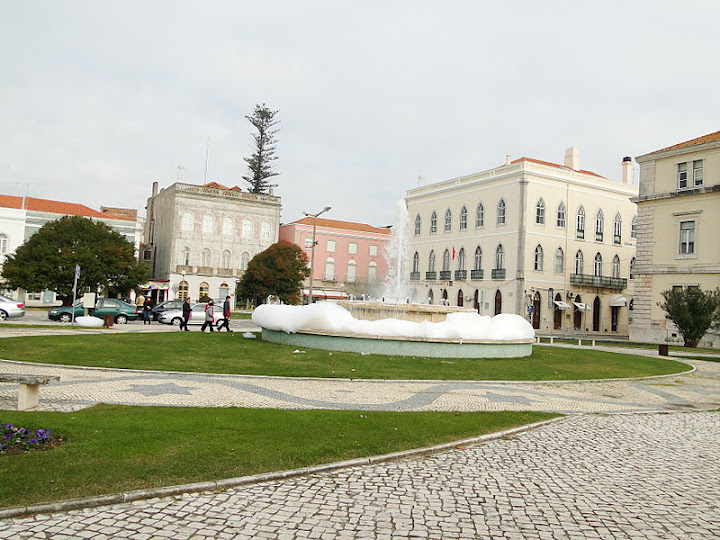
xmin=176 ymin=165 xmax=184 ymax=181
xmin=203 ymin=137 xmax=210 ymax=183
xmin=417 ymin=175 xmax=424 ymax=186
xmin=16 ymin=182 xmax=30 ymax=209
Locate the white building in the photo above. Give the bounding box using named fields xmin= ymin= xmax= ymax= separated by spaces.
xmin=143 ymin=181 xmax=281 ymax=303
xmin=406 ymin=149 xmax=638 ymax=335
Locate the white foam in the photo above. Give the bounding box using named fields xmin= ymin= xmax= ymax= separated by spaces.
xmin=75 ymin=316 xmax=105 ymax=327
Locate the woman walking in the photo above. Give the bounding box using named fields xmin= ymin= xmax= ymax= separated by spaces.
xmin=201 ymin=300 xmax=215 ymax=332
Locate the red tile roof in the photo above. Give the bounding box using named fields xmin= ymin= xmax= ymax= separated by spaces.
xmin=202 ymin=182 xmax=242 ymax=191
xmin=287 ymin=217 xmax=391 ymax=235
xmin=510 ymin=157 xmax=605 ymax=178
xmin=650 ymin=130 xmax=720 ymax=154
xmin=0 ymin=195 xmax=134 ymax=221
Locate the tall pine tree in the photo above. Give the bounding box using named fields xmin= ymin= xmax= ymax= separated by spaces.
xmin=243 ymin=103 xmax=280 ymax=193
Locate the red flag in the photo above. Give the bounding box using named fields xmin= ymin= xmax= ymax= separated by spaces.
xmin=452 ymin=247 xmax=456 ymax=260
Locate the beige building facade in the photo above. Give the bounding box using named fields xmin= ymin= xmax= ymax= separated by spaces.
xmin=144 ymin=181 xmax=281 ymax=302
xmin=406 ymin=149 xmax=638 ymax=335
xmin=630 ymin=131 xmax=720 ymax=347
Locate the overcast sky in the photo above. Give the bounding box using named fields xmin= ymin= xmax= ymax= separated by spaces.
xmin=2 ymin=1 xmax=719 ymax=227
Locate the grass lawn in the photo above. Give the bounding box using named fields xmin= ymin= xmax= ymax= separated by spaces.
xmin=0 ymin=333 xmax=688 ymax=380
xmin=0 ymin=405 xmax=558 ymax=508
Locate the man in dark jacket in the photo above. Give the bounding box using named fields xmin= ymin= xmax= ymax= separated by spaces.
xmin=180 ymin=298 xmax=192 ymax=331
xmin=219 ymin=296 xmax=233 ymax=332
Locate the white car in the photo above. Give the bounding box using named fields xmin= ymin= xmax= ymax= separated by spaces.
xmin=0 ymin=294 xmax=26 ymax=321
xmin=158 ymin=303 xmax=226 ymax=328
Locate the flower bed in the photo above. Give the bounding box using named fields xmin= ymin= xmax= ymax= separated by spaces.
xmin=1 ymin=422 xmax=62 ymax=456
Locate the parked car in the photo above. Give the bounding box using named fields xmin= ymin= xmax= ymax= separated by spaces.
xmin=0 ymin=294 xmax=25 ymax=321
xmin=48 ymin=298 xmax=140 ymax=324
xmin=158 ymin=303 xmax=226 ymax=328
xmin=150 ymin=299 xmax=185 ymax=321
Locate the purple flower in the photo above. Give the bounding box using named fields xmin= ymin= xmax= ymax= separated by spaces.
xmin=36 ymin=429 xmax=47 ymax=439
xmin=17 ymin=428 xmax=27 ymax=437
xmin=1 ymin=423 xmax=13 ymax=430
xmin=4 ymin=433 xmax=12 ymax=441
xmin=29 ymin=438 xmax=39 ymax=445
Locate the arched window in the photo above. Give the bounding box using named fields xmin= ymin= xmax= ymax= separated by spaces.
xmin=221 ymin=250 xmax=231 ymax=269
xmin=595 ymin=209 xmax=604 ymax=242
xmin=457 ymin=248 xmax=466 ymax=271
xmin=556 ymin=202 xmax=566 ymax=228
xmin=495 ymin=244 xmax=505 ymax=270
xmin=414 ymin=214 xmax=421 ymax=236
xmin=347 ymin=259 xmax=357 ymax=282
xmin=444 ymin=209 xmax=452 ymax=232
xmin=222 ymin=217 xmax=234 ymax=236
xmin=576 ymin=206 xmax=585 ymax=239
xmin=630 ymin=257 xmax=636 ymax=279
xmin=459 ymin=206 xmax=468 ymax=230
xmin=430 ymin=211 xmax=437 ymax=234
xmin=201 ymin=248 xmax=211 ymax=267
xmin=178 ymin=281 xmax=189 ymax=301
xmin=242 ymin=219 xmax=253 ymax=239
xmin=631 ymin=216 xmax=638 ymax=239
xmin=575 ymin=250 xmax=584 ymax=274
xmin=412 ymin=252 xmax=420 ymax=273
xmin=325 ymin=258 xmax=335 ymax=281
xmin=612 ymin=254 xmax=621 ymax=278
xmin=476 ymin=203 xmax=484 ymax=228
xmin=497 ymin=199 xmax=506 ymax=225
xmin=0 ymin=233 xmax=7 ymax=253
xmin=535 ymin=198 xmax=545 ymax=225
xmin=428 ymin=289 xmax=434 ymax=305
xmin=613 ymin=213 xmax=622 ymax=244
xmin=368 ymin=261 xmax=377 ymax=281
xmin=555 ymin=247 xmax=564 ymax=273
xmin=240 ymin=251 xmax=250 ymax=271
xmin=474 ymin=246 xmax=482 ymax=270
xmin=198 ymin=282 xmax=209 ymax=300
xmin=428 ymin=250 xmax=436 ymax=272
xmin=181 ymin=246 xmax=190 ymax=266
xmin=594 ymin=252 xmax=603 ymax=277
xmin=261 ymin=222 xmax=271 ymax=244
xmin=203 ymin=215 xmax=214 ymax=234
xmin=534 ymin=244 xmax=544 ymax=271
xmin=442 ymin=249 xmax=451 ymax=272
xmin=219 ymin=283 xmax=229 ymax=299
xmin=181 ymin=212 xmax=194 ymax=232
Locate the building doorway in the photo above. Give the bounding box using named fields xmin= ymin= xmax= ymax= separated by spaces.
xmin=457 ymin=289 xmax=464 ymax=307
xmin=428 ymin=289 xmax=434 ymax=305
xmin=554 ymin=293 xmax=563 ymax=330
xmin=473 ymin=290 xmax=479 ymax=312
xmin=442 ymin=289 xmax=448 ymax=306
xmin=494 ymin=290 xmax=502 ymax=315
xmin=574 ymin=294 xmax=582 ymax=330
xmin=532 ymin=291 xmax=541 ymax=329
xmin=611 ymin=305 xmax=619 ymax=332
xmin=593 ymin=296 xmax=601 ymax=332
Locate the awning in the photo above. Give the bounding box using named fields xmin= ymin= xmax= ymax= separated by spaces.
xmin=303 ymin=289 xmax=349 ymax=300
xmin=573 ymin=302 xmax=591 ymax=312
xmin=553 ymin=300 xmax=572 ymax=310
xmin=610 ymin=294 xmax=629 ymax=307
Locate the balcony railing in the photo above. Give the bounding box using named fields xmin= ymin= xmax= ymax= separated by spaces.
xmin=217 ymin=268 xmax=236 ymax=277
xmin=176 ymin=265 xmax=193 ymax=274
xmin=454 ymin=270 xmax=467 ymax=280
xmin=409 ymin=272 xmax=420 ymax=281
xmin=570 ymin=274 xmax=627 ymax=289
xmin=491 ymin=268 xmax=506 ymax=280
xmin=439 ymin=270 xmax=452 ymax=280
xmin=471 ymin=269 xmax=484 ymax=280
xmin=425 ymin=271 xmax=437 ymax=280
xmin=196 ymin=266 xmax=214 ymax=276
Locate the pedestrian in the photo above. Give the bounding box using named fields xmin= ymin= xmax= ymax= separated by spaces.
xmin=143 ymin=296 xmax=153 ymax=325
xmin=135 ymin=293 xmax=145 ymax=309
xmin=219 ymin=295 xmax=233 ymax=332
xmin=201 ymin=299 xmax=215 ymax=332
xmin=180 ymin=297 xmax=192 ymax=331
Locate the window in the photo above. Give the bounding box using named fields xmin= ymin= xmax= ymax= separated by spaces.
xmin=412 ymin=252 xmax=420 ymax=273
xmin=495 ymin=244 xmax=505 ymax=270
xmin=0 ymin=233 xmax=7 ymax=253
xmin=594 ymin=253 xmax=603 ymax=277
xmin=555 ymin=247 xmax=564 ymax=273
xmin=576 ymin=206 xmax=585 ymax=239
xmin=347 ymin=260 xmax=357 ymax=282
xmin=459 ymin=206 xmax=468 ymax=230
xmin=595 ymin=210 xmax=604 ymax=242
xmin=575 ymin=250 xmax=584 ymax=274
xmin=631 ymin=216 xmax=637 ymax=239
xmin=219 ymin=283 xmax=229 ymax=299
xmin=612 ymin=255 xmax=621 ymax=279
xmin=630 ymin=257 xmax=636 ymax=279
xmin=680 ymin=221 xmax=695 ymax=254
xmin=222 ymin=217 xmax=234 ymax=235
xmin=221 ymin=250 xmax=231 ymax=269
xmin=327 ymin=240 xmax=336 ymax=252
xmin=242 ymin=219 xmax=253 ymax=239
xmin=475 ymin=203 xmax=484 ymax=227
xmin=261 ymin=222 xmax=271 ymax=243
xmin=369 ymin=244 xmax=378 ymax=256
xmin=430 ymin=211 xmax=437 ymax=233
xmin=474 ymin=246 xmax=482 ymax=270
xmin=178 ymin=281 xmax=189 ymax=301
xmin=240 ymin=251 xmax=250 ymax=271
xmin=613 ymin=213 xmax=622 ymax=244
xmin=442 ymin=249 xmax=451 ymax=272
xmin=457 ymin=248 xmax=466 ymax=271
xmin=181 ymin=246 xmax=190 ymax=266
xmin=368 ymin=261 xmax=377 ymax=281
xmin=428 ymin=250 xmax=436 ymax=272
xmin=556 ymin=202 xmax=566 ymax=228
xmin=414 ymin=215 xmax=421 ymax=236
xmin=693 ymin=160 xmax=704 ymax=187
xmin=198 ymin=282 xmax=209 ymax=300
xmin=497 ymin=199 xmax=506 ymax=225
xmin=201 ymin=248 xmax=211 ymax=267
xmin=325 ymin=258 xmax=335 ymax=281
xmin=535 ymin=198 xmax=545 ymax=225
xmin=348 ymin=242 xmax=357 ymax=254
xmin=534 ymin=245 xmax=544 ymax=271
xmin=678 ymin=162 xmax=688 ymax=189
xmin=444 ymin=209 xmax=452 ymax=232
xmin=181 ymin=212 xmax=194 ymax=232
xmin=203 ymin=215 xmax=214 ymax=234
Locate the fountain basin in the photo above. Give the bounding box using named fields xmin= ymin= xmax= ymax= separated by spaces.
xmin=335 ymin=300 xmax=475 ymax=323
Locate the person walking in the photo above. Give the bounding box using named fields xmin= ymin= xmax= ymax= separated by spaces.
xmin=179 ymin=297 xmax=192 ymax=331
xmin=219 ymin=296 xmax=233 ymax=332
xmin=143 ymin=296 xmax=153 ymax=325
xmin=201 ymin=299 xmax=215 ymax=332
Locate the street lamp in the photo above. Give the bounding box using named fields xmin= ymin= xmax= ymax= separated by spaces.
xmin=303 ymin=206 xmax=331 ymax=304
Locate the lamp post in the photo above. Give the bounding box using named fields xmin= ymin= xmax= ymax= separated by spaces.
xmin=303 ymin=206 xmax=331 ymax=304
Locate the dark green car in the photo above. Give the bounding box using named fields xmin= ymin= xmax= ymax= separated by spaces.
xmin=48 ymin=298 xmax=141 ymax=324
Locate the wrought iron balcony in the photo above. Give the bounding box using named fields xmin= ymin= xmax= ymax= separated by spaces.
xmin=491 ymin=268 xmax=506 ymax=280
xmin=454 ymin=270 xmax=467 ymax=280
xmin=439 ymin=271 xmax=452 ymax=280
xmin=425 ymin=271 xmax=437 ymax=280
xmin=471 ymin=269 xmax=484 ymax=280
xmin=409 ymin=272 xmax=421 ymax=281
xmin=570 ymin=274 xmax=627 ymax=289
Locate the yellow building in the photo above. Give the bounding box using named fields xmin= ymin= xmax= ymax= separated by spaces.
xmin=406 ymin=149 xmax=638 ymax=336
xmin=630 ymin=131 xmax=720 ymax=347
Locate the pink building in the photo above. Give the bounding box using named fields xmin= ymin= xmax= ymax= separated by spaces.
xmin=279 ymin=217 xmax=391 ymax=301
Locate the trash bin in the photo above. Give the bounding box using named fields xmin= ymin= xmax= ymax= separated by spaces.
xmin=103 ymin=314 xmax=114 ymax=328
xmin=658 ymin=343 xmax=669 ymax=356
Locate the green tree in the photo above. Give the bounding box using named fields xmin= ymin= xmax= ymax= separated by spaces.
xmin=659 ymin=286 xmax=720 ymax=348
xmin=242 ymin=103 xmax=280 ymax=193
xmin=238 ymin=241 xmax=309 ymax=305
xmin=1 ymin=215 xmax=148 ymax=305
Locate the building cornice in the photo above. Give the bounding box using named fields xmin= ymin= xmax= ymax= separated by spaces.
xmin=636 ymin=137 xmax=720 ymax=163
xmin=632 ymin=184 xmax=720 ymax=203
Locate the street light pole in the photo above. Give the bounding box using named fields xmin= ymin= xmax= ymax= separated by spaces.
xmin=303 ymin=206 xmax=331 ymax=304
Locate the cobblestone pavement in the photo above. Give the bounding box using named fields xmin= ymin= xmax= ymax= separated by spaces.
xmin=1 ymin=412 xmax=718 ymax=539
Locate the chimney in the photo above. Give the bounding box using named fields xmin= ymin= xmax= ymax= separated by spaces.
xmin=564 ymin=147 xmax=580 ymax=171
xmin=622 ymin=156 xmax=632 ymax=184
xmin=152 ymin=181 xmax=159 ymax=197
xmin=505 ymin=154 xmax=512 ymax=165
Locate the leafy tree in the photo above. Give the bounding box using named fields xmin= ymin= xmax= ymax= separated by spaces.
xmin=1 ymin=215 xmax=148 ymax=305
xmin=242 ymin=103 xmax=280 ymax=193
xmin=238 ymin=241 xmax=309 ymax=305
xmin=659 ymin=287 xmax=720 ymax=348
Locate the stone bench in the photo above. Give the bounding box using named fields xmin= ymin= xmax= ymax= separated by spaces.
xmin=0 ymin=374 xmax=60 ymax=411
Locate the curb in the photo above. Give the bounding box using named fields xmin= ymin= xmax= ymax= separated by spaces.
xmin=0 ymin=416 xmax=564 ymax=520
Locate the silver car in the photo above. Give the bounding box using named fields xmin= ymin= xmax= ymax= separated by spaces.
xmin=158 ymin=303 xmax=226 ymax=328
xmin=0 ymin=294 xmax=26 ymax=321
